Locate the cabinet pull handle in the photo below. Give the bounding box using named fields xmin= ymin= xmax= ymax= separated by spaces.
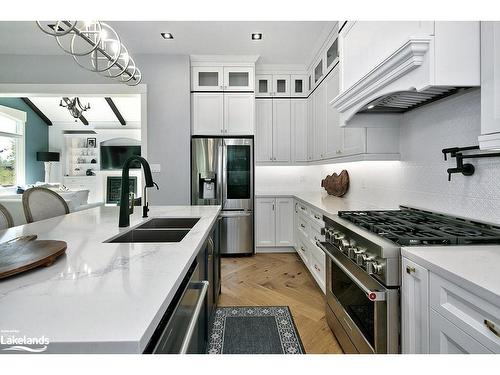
xmin=272 ymin=203 xmax=275 ymax=211
xmin=314 ymin=214 xmax=321 ymax=220
xmin=300 ymin=206 xmax=306 ymax=211
xmin=300 ymin=224 xmax=306 ymax=229
xmin=300 ymin=246 xmax=306 ymax=252
xmin=484 ymin=319 xmax=500 ymax=337
xmin=406 ymin=266 xmax=416 ymax=274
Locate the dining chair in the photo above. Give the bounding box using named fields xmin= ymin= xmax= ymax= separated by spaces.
xmin=0 ymin=203 xmax=14 ymax=229
xmin=22 ymin=187 xmax=70 ymax=223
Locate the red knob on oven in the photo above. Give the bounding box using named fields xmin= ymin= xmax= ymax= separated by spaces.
xmin=368 ymin=292 xmax=377 ymax=301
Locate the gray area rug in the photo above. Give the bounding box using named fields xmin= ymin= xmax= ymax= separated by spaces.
xmin=207 ymin=306 xmax=305 ymax=354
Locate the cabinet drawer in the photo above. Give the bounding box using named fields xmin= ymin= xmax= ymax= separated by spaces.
xmin=430 ymin=309 xmax=492 ymax=354
xmin=430 ymin=273 xmax=500 ymax=352
xmin=308 ymin=239 xmax=326 ymax=271
xmin=310 ymin=251 xmax=326 ymax=292
xmin=296 ymin=202 xmax=309 ymax=216
xmin=297 ymin=215 xmax=309 ymax=238
xmin=309 ymin=208 xmax=325 ymax=227
xmin=296 ymin=234 xmax=310 ymax=266
xmin=308 ymin=221 xmax=325 ymax=243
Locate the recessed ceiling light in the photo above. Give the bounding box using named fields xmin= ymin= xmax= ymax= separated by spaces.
xmin=251 ymin=33 xmax=263 ymax=40
xmin=161 ymin=32 xmax=174 ymax=40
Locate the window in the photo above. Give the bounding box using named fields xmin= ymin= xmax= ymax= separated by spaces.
xmin=0 ymin=105 xmax=26 ymax=186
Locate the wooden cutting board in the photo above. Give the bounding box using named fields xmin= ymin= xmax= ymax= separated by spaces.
xmin=0 ymin=235 xmax=67 ymax=280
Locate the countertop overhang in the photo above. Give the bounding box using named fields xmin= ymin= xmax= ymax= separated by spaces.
xmin=0 ymin=205 xmax=221 ymax=354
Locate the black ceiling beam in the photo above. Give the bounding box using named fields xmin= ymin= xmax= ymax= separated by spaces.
xmin=104 ymin=97 xmax=126 ymax=126
xmin=62 ymin=97 xmax=89 ymax=126
xmin=21 ymin=98 xmax=52 ymax=126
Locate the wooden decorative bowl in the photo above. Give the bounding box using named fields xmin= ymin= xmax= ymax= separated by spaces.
xmin=321 ymin=170 xmax=349 ymax=197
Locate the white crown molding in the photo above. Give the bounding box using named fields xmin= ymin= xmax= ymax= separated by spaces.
xmin=331 ymin=38 xmax=431 ymax=114
xmin=190 ymin=55 xmax=260 ymax=64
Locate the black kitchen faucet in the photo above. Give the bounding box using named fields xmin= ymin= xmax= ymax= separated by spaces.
xmin=119 ymin=156 xmax=159 ymax=227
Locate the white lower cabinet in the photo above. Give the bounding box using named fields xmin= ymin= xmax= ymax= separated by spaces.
xmin=402 ymin=255 xmax=499 ymax=354
xmin=293 ymin=199 xmax=326 ymax=293
xmin=255 ymin=197 xmax=293 ymax=248
xmin=430 ymin=309 xmax=492 ymax=354
xmin=402 ymin=258 xmax=429 ymax=354
xmin=255 ymin=198 xmax=276 ymax=247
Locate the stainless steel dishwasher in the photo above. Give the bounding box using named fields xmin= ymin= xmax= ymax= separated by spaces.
xmin=145 ymin=259 xmax=209 ymax=354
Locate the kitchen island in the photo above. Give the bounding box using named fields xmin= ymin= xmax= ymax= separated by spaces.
xmin=0 ymin=205 xmax=221 ymax=353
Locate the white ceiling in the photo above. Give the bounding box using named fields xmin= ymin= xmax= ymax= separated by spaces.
xmin=0 ymin=21 xmax=335 ymax=65
xmin=28 ymin=96 xmax=141 ymax=124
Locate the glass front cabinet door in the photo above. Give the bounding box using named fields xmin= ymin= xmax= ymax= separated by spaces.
xmin=255 ymin=74 xmax=272 ymax=97
xmin=291 ymin=75 xmax=308 ymax=97
xmin=223 ymin=67 xmax=254 ymax=91
xmin=272 ymin=74 xmax=291 ymax=97
xmin=191 ymin=67 xmax=224 ymax=91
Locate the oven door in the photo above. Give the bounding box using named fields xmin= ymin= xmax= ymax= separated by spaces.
xmin=320 ymin=242 xmax=399 ymax=354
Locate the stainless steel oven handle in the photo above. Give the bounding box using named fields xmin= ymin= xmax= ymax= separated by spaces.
xmin=316 ymin=241 xmax=386 ymax=302
xmin=179 ymin=280 xmax=209 ymax=354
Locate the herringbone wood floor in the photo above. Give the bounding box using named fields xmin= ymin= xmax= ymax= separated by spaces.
xmin=218 ymin=253 xmax=343 ymax=354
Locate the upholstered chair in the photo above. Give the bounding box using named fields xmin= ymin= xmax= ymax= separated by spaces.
xmin=22 ymin=187 xmax=70 ymax=223
xmin=0 ymin=203 xmax=14 ymax=229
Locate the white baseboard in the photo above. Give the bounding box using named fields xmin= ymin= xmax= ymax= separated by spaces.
xmin=255 ymin=246 xmax=296 ymax=254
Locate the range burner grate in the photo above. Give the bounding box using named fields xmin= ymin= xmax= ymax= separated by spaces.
xmin=338 ymin=207 xmax=500 ymax=246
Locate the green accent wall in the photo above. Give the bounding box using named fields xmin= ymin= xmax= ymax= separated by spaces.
xmin=0 ymin=98 xmax=49 ymax=184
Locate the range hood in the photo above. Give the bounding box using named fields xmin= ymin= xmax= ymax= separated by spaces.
xmin=331 ymin=36 xmax=480 ymax=128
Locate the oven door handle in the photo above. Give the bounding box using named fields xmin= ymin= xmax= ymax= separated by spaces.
xmin=317 ymin=241 xmax=386 ymax=302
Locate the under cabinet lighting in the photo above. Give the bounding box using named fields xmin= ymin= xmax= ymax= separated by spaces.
xmin=367 ymin=104 xmax=375 ymax=109
xmin=161 ymin=32 xmax=174 ymax=39
xmin=251 ymin=33 xmax=263 ymax=40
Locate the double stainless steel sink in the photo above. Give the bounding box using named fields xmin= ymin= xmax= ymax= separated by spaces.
xmin=107 ymin=218 xmax=200 ymax=243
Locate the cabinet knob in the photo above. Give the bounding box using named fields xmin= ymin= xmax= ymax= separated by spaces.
xmin=484 ymin=319 xmax=500 ymax=337
xmin=406 ymin=266 xmax=416 ymax=274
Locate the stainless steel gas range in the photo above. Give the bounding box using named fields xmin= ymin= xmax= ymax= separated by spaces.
xmin=317 ymin=206 xmax=500 ymax=354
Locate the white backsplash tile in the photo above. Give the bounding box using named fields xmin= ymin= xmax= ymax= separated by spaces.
xmin=256 ymin=89 xmax=500 ymax=225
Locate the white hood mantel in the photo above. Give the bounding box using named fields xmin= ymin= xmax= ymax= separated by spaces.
xmin=331 ymin=34 xmax=480 ymax=128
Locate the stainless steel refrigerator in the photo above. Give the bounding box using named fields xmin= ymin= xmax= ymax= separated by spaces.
xmin=191 ymin=137 xmax=254 ymax=255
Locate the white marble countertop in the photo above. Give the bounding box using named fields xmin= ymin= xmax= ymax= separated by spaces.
xmin=255 ymin=190 xmax=381 ymax=218
xmin=0 ymin=205 xmax=221 ymax=353
xmin=402 ymin=245 xmax=500 ymax=306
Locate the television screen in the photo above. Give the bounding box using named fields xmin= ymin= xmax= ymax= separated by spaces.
xmin=100 ymin=145 xmax=141 ymax=170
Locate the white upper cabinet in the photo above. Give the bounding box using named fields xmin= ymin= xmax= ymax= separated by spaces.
xmin=325 ymin=66 xmax=342 ymax=158
xmin=191 ymin=65 xmax=254 ymax=92
xmin=256 ymin=74 xmax=272 ymax=97
xmin=307 ymin=95 xmax=315 ymax=161
xmin=191 ymin=93 xmax=224 ymax=135
xmin=313 ymin=83 xmax=327 ymax=160
xmin=191 ymin=67 xmax=224 ymax=91
xmin=291 ymin=99 xmax=308 ymax=162
xmin=479 ymin=21 xmax=500 ymax=150
xmin=255 ymin=98 xmax=291 ymax=163
xmin=272 ymin=75 xmax=291 ymax=97
xmin=272 ymin=99 xmax=291 ymax=162
xmin=313 ymin=57 xmax=324 ymax=88
xmin=224 ymin=93 xmax=255 ymax=135
xmin=255 ymin=100 xmax=273 ymax=162
xmin=223 ymin=66 xmax=254 ymax=91
xmin=291 ymin=75 xmax=308 ymax=97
